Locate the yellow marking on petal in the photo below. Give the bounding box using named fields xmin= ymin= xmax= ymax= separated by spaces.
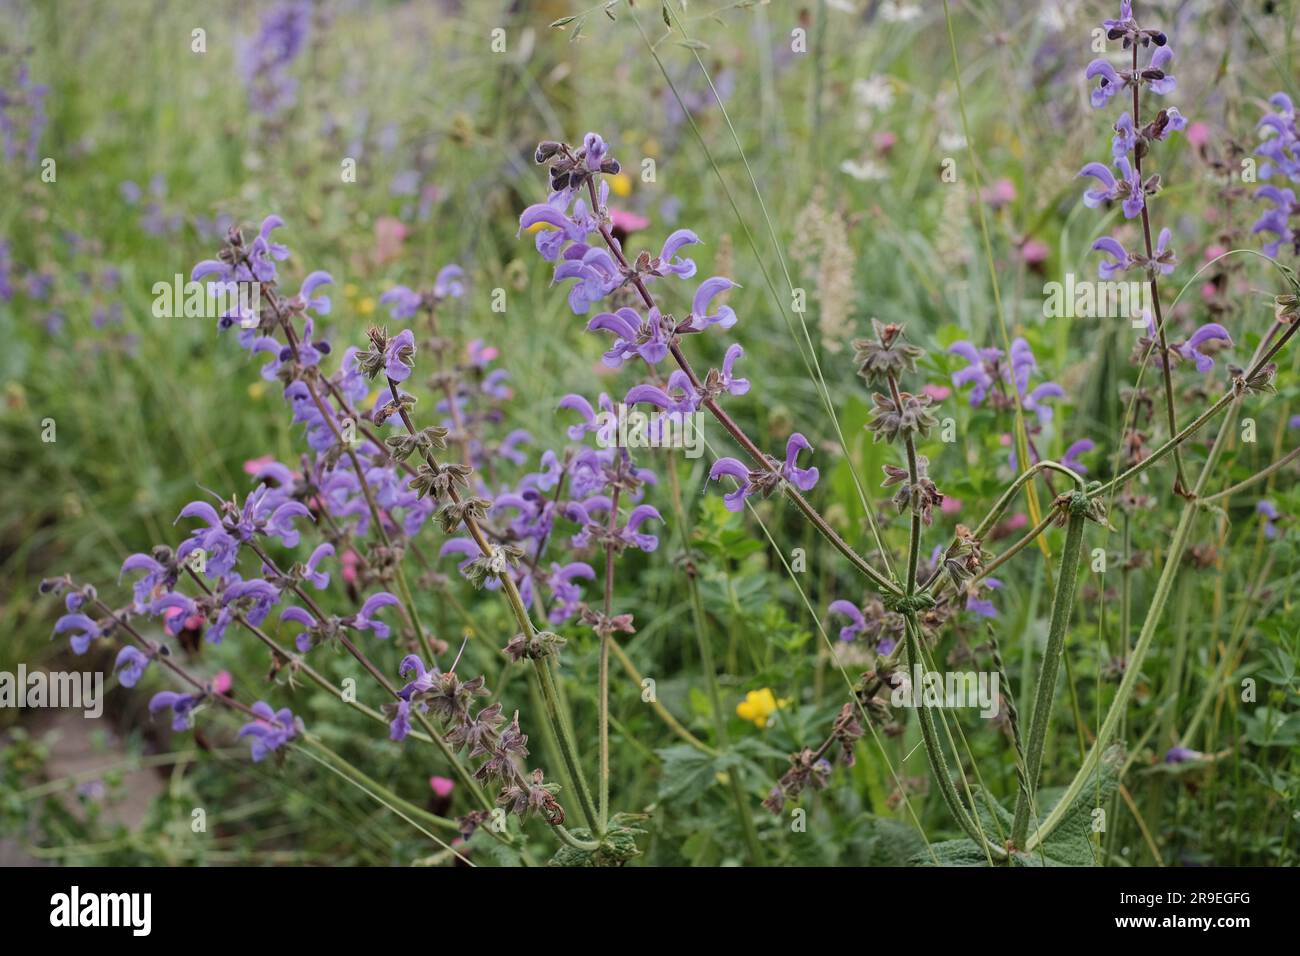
xmin=526 ymin=221 xmax=559 ymax=234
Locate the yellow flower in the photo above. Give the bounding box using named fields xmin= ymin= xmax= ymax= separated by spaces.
xmin=736 ymin=688 xmax=790 ymax=729
xmin=359 ymin=296 xmax=375 ymax=316
xmin=344 ymin=283 xmax=359 ymax=298
xmin=609 ymin=171 xmax=633 ymax=198
xmin=247 ymin=382 xmax=265 ymax=400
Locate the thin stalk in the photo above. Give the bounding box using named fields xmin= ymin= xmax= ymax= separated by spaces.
xmin=1011 ymin=507 xmax=1087 ymax=847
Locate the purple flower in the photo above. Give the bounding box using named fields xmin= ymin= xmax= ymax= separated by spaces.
xmin=1091 ymin=236 xmax=1132 ymax=280
xmin=1176 ymin=323 xmax=1232 ymax=373
xmin=827 ymin=600 xmax=866 ymax=642
xmin=558 ymin=392 xmax=614 ymax=440
xmin=685 ymin=277 xmax=738 ymax=331
xmin=149 ymin=690 xmax=202 ymax=731
xmin=397 ymin=654 xmax=439 ymax=700
xmin=1112 ymin=111 xmax=1137 ymax=159
xmin=1085 ymin=59 xmax=1125 ymax=109
xmin=619 ymin=504 xmax=663 ymax=552
xmin=624 ymin=371 xmax=699 ymax=415
xmin=1023 ymin=382 xmax=1065 ymax=426
xmin=263 ymin=501 xmax=313 ymax=548
xmin=965 ymin=578 xmax=1002 ymax=619
xmin=238 ymin=701 xmax=298 ymax=761
xmin=1078 ymin=158 xmax=1144 ymax=218
xmin=434 ymin=265 xmax=466 ymax=300
xmin=385 ymin=329 xmax=417 ymax=382
xmin=707 ymin=457 xmax=752 ymax=512
xmin=389 ymin=699 xmax=412 ymax=741
xmin=380 ymin=285 xmax=422 ymax=321
xmin=553 ymin=246 xmax=622 ymax=314
xmin=781 ymin=433 xmax=819 ymax=491
xmin=114 ymin=647 xmax=150 ymax=688
xmin=355 ymin=591 xmax=401 ymax=639
xmin=1164 ymin=746 xmax=1202 ymax=764
xmin=1060 ymin=438 xmax=1096 ymax=474
xmin=53 ymin=613 xmax=101 ymax=655
xmin=1251 ymin=185 xmax=1297 ymax=258
xmin=717 ymin=344 xmax=750 ymax=395
xmin=1257 ymin=500 xmax=1280 ymax=539
xmin=948 ymin=341 xmax=1000 ymax=404
xmin=587 ymin=307 xmax=668 ymax=366
xmin=653 ymin=229 xmax=700 ymax=279
xmin=119 ymin=552 xmax=175 ymax=611
xmin=1147 ymin=46 xmax=1176 ymax=96
xmin=546 ymin=562 xmax=595 ymax=624
xmin=302 ymin=543 xmax=335 ymax=589
xmin=293 ymin=270 xmax=333 ymax=315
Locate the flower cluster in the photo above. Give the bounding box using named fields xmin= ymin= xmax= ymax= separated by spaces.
xmin=522 ymin=133 xmax=819 ymax=518
xmin=1252 ymin=94 xmax=1299 ymax=258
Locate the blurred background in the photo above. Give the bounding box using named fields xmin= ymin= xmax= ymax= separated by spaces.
xmin=1 ymin=0 xmax=1297 ymax=865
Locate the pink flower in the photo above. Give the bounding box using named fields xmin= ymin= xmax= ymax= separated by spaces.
xmin=1020 ymin=238 xmax=1050 ymax=265
xmin=922 ymin=383 xmax=951 ymax=401
xmin=610 ymin=207 xmax=650 ymax=233
xmin=983 ymin=178 xmax=1016 ymax=208
xmin=243 ymin=454 xmax=277 ymax=475
xmin=1187 ymin=121 xmax=1210 ymax=148
xmin=341 ymin=548 xmax=360 ymax=586
xmin=873 ymin=131 xmax=897 ymax=153
xmin=374 ymin=216 xmax=408 ymax=265
xmin=429 ymin=775 xmax=455 ymax=798
xmin=1204 ymin=244 xmax=1227 ymax=261
xmin=940 ymin=496 xmax=962 ymax=514
xmin=213 ymin=670 xmax=233 ymax=694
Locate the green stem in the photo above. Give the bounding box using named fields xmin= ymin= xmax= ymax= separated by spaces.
xmin=1011 ymin=507 xmax=1087 ymax=847
xmin=901 ymin=612 xmax=1006 ymax=860
xmin=534 ymin=656 xmax=599 ymax=829
xmin=1026 ymin=404 xmax=1239 ymax=852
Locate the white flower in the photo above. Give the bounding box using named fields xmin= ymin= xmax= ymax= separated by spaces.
xmin=881 ymin=1 xmax=921 ymax=22
xmin=840 ymin=158 xmax=888 ymax=181
xmin=852 ymin=75 xmax=894 ymax=111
